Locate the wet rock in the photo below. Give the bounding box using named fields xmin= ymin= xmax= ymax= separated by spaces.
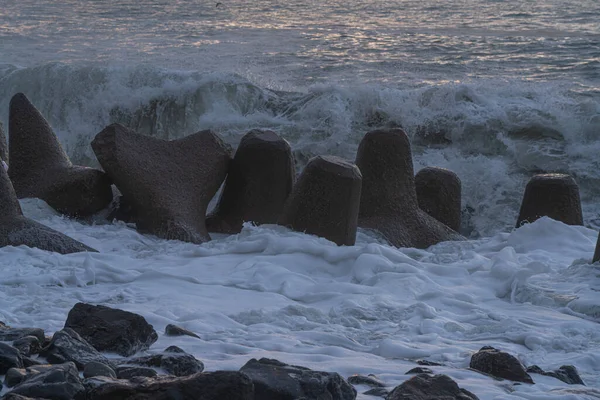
xmin=207 ymin=129 xmax=295 ymax=234
xmin=516 ymin=173 xmax=583 ymax=228
xmin=0 ymin=326 xmax=45 ymax=343
xmin=526 ymin=364 xmax=584 ymax=385
xmin=106 ymin=195 xmax=137 ymax=224
xmin=240 ymin=357 xmax=356 ymax=400
xmin=12 ymin=336 xmax=42 ymax=357
xmin=121 ymin=346 xmax=204 ymax=377
xmin=40 ymin=328 xmax=112 ymax=370
xmin=22 ymin=357 xmax=44 ymax=368
xmin=406 ymin=367 xmax=433 ymax=374
xmin=415 ymin=166 xmax=462 ymax=232
xmin=86 ymin=371 xmax=254 ymax=400
xmin=387 ymin=374 xmax=478 ymax=400
xmin=347 ymin=374 xmax=385 ymax=388
xmin=2 ymin=394 xmax=49 ymax=400
xmin=8 ymin=93 xmax=113 ymax=218
xmin=5 ymin=367 xmax=28 ymax=388
xmin=470 ymin=346 xmax=533 ymax=384
xmin=364 ymin=387 xmax=389 ymax=397
xmin=0 ymin=342 xmax=24 ymax=375
xmin=164 ymin=324 xmax=200 ymax=339
xmin=0 ymin=164 xmax=97 ymax=254
xmin=83 ymin=362 xmax=117 ymax=379
xmin=593 ymin=233 xmax=600 ymax=264
xmin=91 ymin=123 xmax=232 ymax=243
xmin=115 ymin=366 xmax=158 ymax=379
xmin=278 ymin=155 xmax=362 ymax=246
xmin=64 ymin=303 xmax=157 ymax=357
xmin=9 ymin=362 xmax=85 ymax=400
xmin=0 ymin=120 xmax=7 ymax=162
xmin=416 ymin=360 xmax=444 ymax=366
xmin=355 ymin=129 xmax=464 ymax=249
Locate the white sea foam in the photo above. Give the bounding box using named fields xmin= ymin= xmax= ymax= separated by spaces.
xmin=0 ymin=200 xmax=598 ymax=399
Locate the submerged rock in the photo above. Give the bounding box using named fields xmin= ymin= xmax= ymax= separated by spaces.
xmin=278 ymin=155 xmax=362 ymax=246
xmin=527 ymin=364 xmax=584 ymax=385
xmin=470 ymin=346 xmax=533 ymax=384
xmin=207 ymin=129 xmax=295 ymax=234
xmin=64 ymin=303 xmax=158 ymax=357
xmin=164 ymin=324 xmax=200 ymax=339
xmin=356 ymin=129 xmax=464 ymax=249
xmin=92 ymin=123 xmax=232 ymax=244
xmin=239 ymin=357 xmax=356 ymax=400
xmin=8 ymin=93 xmax=113 ymax=218
xmin=516 ymin=173 xmax=582 ymax=228
xmin=387 ymin=374 xmax=479 ymax=400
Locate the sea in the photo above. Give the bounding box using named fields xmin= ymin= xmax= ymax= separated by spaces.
xmin=0 ymin=0 xmax=599 ymax=398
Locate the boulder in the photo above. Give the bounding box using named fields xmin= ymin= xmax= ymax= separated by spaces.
xmin=64 ymin=303 xmax=157 ymax=357
xmin=0 ymin=120 xmax=7 ymax=162
xmin=83 ymin=362 xmax=117 ymax=379
xmin=0 ymin=342 xmax=24 ymax=374
xmin=415 ymin=166 xmax=462 ymax=232
xmin=0 ymin=326 xmax=45 ymax=343
xmin=12 ymin=336 xmax=42 ymax=357
xmin=115 ymin=366 xmax=158 ymax=380
xmin=121 ymin=346 xmax=204 ymax=377
xmin=91 ymin=123 xmax=232 ymax=243
xmin=0 ymin=163 xmax=96 ymax=254
xmin=278 ymin=155 xmax=362 ymax=246
xmin=347 ymin=374 xmax=385 ymax=388
xmin=164 ymin=324 xmax=200 ymax=339
xmin=40 ymin=328 xmax=112 ymax=370
xmin=8 ymin=93 xmax=113 ymax=217
xmin=387 ymin=374 xmax=478 ymax=400
xmin=355 ymin=129 xmax=463 ymax=249
xmin=239 ymin=358 xmax=356 ymax=400
xmin=5 ymin=367 xmax=28 ymax=388
xmin=470 ymin=346 xmax=533 ymax=384
xmin=516 ymin=173 xmax=583 ymax=227
xmin=526 ymin=365 xmax=584 ymax=385
xmin=8 ymin=362 xmax=85 ymax=400
xmin=207 ymin=129 xmax=295 ymax=233
xmin=86 ymin=371 xmax=254 ymax=400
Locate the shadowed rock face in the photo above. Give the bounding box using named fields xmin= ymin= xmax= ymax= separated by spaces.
xmin=91 ymin=123 xmax=232 ymax=244
xmin=8 ymin=93 xmax=113 ymax=217
xmin=0 ymin=120 xmax=8 ymax=162
xmin=207 ymin=129 xmax=295 ymax=234
xmin=0 ymin=162 xmax=97 ymax=254
xmin=415 ymin=166 xmax=462 ymax=232
xmin=356 ymin=129 xmax=463 ymax=249
xmin=278 ymin=155 xmax=362 ymax=246
xmin=516 ymin=173 xmax=582 ymax=228
xmin=387 ymin=374 xmax=479 ymax=400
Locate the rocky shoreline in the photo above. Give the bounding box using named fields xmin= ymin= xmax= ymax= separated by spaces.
xmin=0 ymin=302 xmax=585 ymax=400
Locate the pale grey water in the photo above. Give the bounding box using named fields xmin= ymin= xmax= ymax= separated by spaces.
xmin=0 ymin=0 xmax=599 ymax=237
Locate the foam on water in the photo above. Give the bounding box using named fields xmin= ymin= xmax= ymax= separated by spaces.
xmin=0 ymin=200 xmax=599 ymax=399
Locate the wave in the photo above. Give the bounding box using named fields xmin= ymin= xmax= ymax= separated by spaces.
xmin=1 ymin=62 xmax=599 ymax=238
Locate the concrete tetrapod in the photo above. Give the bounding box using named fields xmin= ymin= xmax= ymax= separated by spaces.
xmin=0 ymin=160 xmax=97 ymax=253
xmin=92 ymin=124 xmax=232 ymax=244
xmin=278 ymin=155 xmax=362 ymax=246
xmin=207 ymin=129 xmax=295 ymax=234
xmin=8 ymin=93 xmax=113 ymax=217
xmin=415 ymin=166 xmax=462 ymax=232
xmin=356 ymin=128 xmax=464 ymax=249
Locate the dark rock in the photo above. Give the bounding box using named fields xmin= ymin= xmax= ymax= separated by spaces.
xmin=406 ymin=367 xmax=433 ymax=374
xmin=347 ymin=374 xmax=385 ymax=388
xmin=387 ymin=374 xmax=479 ymax=400
xmin=86 ymin=371 xmax=254 ymax=400
xmin=526 ymin=364 xmax=584 ymax=385
xmin=83 ymin=362 xmax=117 ymax=379
xmin=239 ymin=357 xmax=356 ymax=400
xmin=207 ymin=129 xmax=295 ymax=234
xmin=12 ymin=336 xmax=42 ymax=356
xmin=22 ymin=357 xmax=44 ymax=368
xmin=364 ymin=387 xmax=389 ymax=397
xmin=516 ymin=173 xmax=583 ymax=228
xmin=164 ymin=324 xmax=200 ymax=339
xmin=0 ymin=327 xmax=45 ymax=343
xmin=8 ymin=93 xmax=113 ymax=218
xmin=470 ymin=346 xmax=533 ymax=384
xmin=106 ymin=195 xmax=136 ymax=224
xmin=415 ymin=166 xmax=462 ymax=232
xmin=0 ymin=120 xmax=7 ymax=162
xmin=91 ymin=123 xmax=232 ymax=243
xmin=5 ymin=367 xmax=28 ymax=388
xmin=9 ymin=362 xmax=85 ymax=400
xmin=416 ymin=360 xmax=444 ymax=366
xmin=278 ymin=155 xmax=362 ymax=246
xmin=355 ymin=129 xmax=464 ymax=249
xmin=593 ymin=233 xmax=600 ymax=264
xmin=64 ymin=302 xmax=158 ymax=357
xmin=2 ymin=394 xmax=50 ymax=400
xmin=40 ymin=328 xmax=112 ymax=370
xmin=115 ymin=366 xmax=158 ymax=379
xmin=122 ymin=346 xmax=204 ymax=377
xmin=0 ymin=164 xmax=97 ymax=254
xmin=0 ymin=342 xmax=24 ymax=374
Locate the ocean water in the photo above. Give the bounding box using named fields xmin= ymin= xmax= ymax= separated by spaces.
xmin=1 ymin=1 xmax=600 ymax=398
